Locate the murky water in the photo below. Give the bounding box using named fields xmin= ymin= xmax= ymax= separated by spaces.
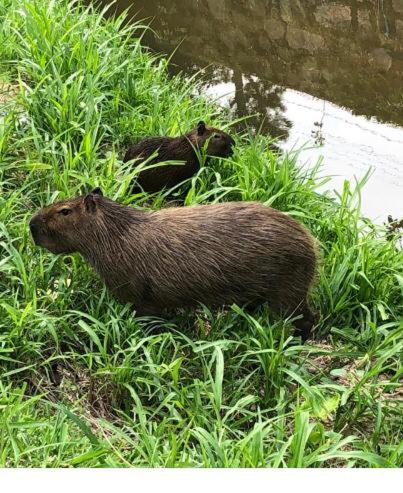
xmin=102 ymin=0 xmax=403 ymax=221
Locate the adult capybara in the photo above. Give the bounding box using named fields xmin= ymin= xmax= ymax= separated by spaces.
xmin=123 ymin=121 xmax=235 ymax=193
xmin=29 ymin=188 xmax=318 ymax=340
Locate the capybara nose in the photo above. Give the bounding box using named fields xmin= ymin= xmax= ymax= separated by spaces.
xmin=29 ymin=216 xmax=40 ymax=237
xmin=228 ymin=140 xmax=235 ymax=156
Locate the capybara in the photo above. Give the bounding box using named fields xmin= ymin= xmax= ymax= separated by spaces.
xmin=123 ymin=121 xmax=235 ymax=193
xmin=29 ymin=189 xmax=318 ymax=340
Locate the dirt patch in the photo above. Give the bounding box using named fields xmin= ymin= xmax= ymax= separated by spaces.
xmin=0 ymin=79 xmax=18 ymax=106
xmin=28 ymin=360 xmax=124 ymax=432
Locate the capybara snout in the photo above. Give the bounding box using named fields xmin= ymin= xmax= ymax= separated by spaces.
xmin=30 ymin=190 xmax=318 ymax=340
xmin=29 ymin=214 xmax=48 ymax=247
xmin=29 ymin=216 xmax=39 ymax=238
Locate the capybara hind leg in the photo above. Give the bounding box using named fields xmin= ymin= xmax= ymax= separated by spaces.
xmin=294 ymin=304 xmax=317 ymax=342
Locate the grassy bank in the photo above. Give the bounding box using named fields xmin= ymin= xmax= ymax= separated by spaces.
xmin=0 ymin=0 xmax=402 ymax=467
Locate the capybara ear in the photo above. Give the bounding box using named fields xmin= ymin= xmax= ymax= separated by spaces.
xmin=84 ymin=193 xmax=98 ymax=213
xmin=197 ymin=121 xmax=206 ymax=135
xmin=91 ymin=187 xmax=103 ymax=196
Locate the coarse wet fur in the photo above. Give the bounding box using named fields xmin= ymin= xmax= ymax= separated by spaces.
xmin=123 ymin=121 xmax=235 ymax=194
xmin=29 ymin=189 xmax=318 ymax=340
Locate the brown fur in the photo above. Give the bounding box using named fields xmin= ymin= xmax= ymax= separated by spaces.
xmin=29 ymin=190 xmax=318 ymax=340
xmin=123 ymin=121 xmax=235 ymax=193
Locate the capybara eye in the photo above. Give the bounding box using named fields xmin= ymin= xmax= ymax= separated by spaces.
xmin=213 ymin=133 xmax=221 ymax=139
xmin=58 ymin=208 xmax=72 ymax=216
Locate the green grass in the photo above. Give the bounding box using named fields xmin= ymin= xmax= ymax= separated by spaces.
xmin=0 ymin=0 xmax=402 ymax=468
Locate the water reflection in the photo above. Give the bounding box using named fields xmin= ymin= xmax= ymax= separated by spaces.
xmin=172 ymin=62 xmax=292 ymax=139
xmin=124 ymin=0 xmax=403 ymax=130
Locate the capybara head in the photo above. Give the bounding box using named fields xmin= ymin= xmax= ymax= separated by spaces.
xmin=190 ymin=121 xmax=235 ymax=158
xmin=29 ymin=187 xmax=105 ymax=254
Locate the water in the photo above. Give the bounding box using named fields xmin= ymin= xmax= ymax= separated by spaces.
xmin=101 ymin=0 xmax=403 ymax=221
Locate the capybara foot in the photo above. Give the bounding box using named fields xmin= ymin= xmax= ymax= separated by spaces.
xmin=295 ymin=306 xmax=317 ymax=342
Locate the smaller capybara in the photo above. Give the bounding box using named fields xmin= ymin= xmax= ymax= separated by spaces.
xmin=123 ymin=121 xmax=235 ymax=193
xmin=29 ymin=189 xmax=318 ymax=340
